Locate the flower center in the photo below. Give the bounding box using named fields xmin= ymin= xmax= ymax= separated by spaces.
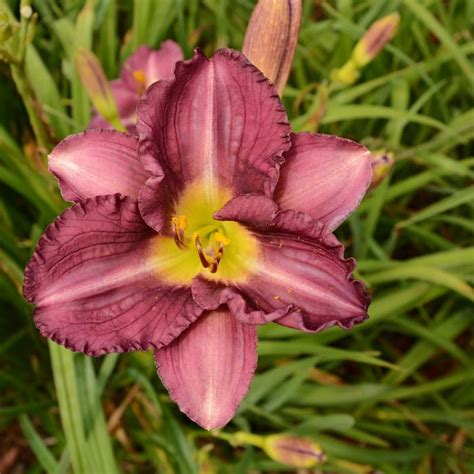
xmin=132 ymin=69 xmax=146 ymax=94
xmin=171 ymin=216 xmax=231 ymax=274
xmin=149 ymin=182 xmax=258 ymax=285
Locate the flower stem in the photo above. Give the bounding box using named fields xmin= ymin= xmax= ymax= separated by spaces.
xmin=10 ymin=63 xmax=52 ymax=153
xmin=49 ymin=342 xmax=91 ymax=474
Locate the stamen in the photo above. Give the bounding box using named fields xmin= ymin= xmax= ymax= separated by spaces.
xmin=172 ymin=216 xmax=188 ymax=249
xmin=214 ymin=232 xmax=231 ymax=247
xmin=210 ymin=242 xmax=225 ymax=273
xmin=193 ymin=234 xmax=211 ymax=268
xmin=132 ymin=69 xmax=146 ymax=93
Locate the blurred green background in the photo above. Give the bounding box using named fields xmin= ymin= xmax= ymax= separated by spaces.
xmin=0 ymin=0 xmax=473 ymax=473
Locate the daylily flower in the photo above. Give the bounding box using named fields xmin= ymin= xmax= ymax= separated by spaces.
xmin=89 ymin=40 xmax=183 ymax=133
xmin=24 ymin=49 xmax=372 ymax=430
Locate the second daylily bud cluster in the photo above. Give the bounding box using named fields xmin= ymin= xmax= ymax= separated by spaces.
xmin=332 ymin=13 xmax=400 ymax=86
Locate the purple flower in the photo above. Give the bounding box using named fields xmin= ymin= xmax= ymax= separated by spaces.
xmin=89 ymin=41 xmax=183 ymax=134
xmin=24 ymin=49 xmax=372 ymax=430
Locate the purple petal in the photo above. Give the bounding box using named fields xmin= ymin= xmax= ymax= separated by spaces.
xmin=137 ymin=48 xmax=291 ymax=226
xmin=213 ymin=194 xmax=278 ymax=227
xmin=23 ymin=195 xmax=203 ymax=356
xmin=145 ymin=40 xmax=183 ymax=86
xmin=49 ymin=130 xmax=149 ymax=202
xmin=155 ymin=308 xmax=257 ymax=430
xmin=208 ymin=196 xmax=369 ymax=331
xmin=192 ymin=277 xmax=291 ymax=325
xmin=275 ymin=133 xmax=372 ymax=230
xmin=242 ymin=210 xmax=370 ymax=332
xmin=137 ymin=175 xmax=169 ymax=233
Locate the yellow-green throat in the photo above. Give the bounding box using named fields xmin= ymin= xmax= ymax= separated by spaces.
xmin=150 ymin=182 xmax=258 ymax=284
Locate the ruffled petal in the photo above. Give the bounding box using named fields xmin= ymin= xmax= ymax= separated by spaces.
xmin=213 ymin=193 xmax=278 ymax=227
xmin=137 ymin=48 xmax=291 ymax=225
xmin=145 ymin=40 xmax=183 ymax=87
xmin=137 ymin=175 xmax=169 ymax=233
xmin=23 ymin=195 xmax=203 ymax=356
xmin=244 ymin=209 xmax=369 ymax=331
xmin=49 ymin=130 xmax=148 ymax=201
xmin=154 ymin=308 xmax=257 ymax=430
xmin=192 ymin=277 xmax=291 ymax=324
xmin=275 ymin=133 xmax=372 ymax=230
xmin=211 ymin=195 xmax=369 ymax=330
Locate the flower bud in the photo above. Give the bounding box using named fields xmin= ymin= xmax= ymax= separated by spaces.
xmin=243 ymin=0 xmax=302 ymax=95
xmin=75 ymin=48 xmax=125 ymax=131
xmin=331 ymin=13 xmax=399 ymax=86
xmin=369 ymin=150 xmax=394 ymax=190
xmin=353 ymin=13 xmax=400 ymax=67
xmin=262 ymin=434 xmax=325 ymax=468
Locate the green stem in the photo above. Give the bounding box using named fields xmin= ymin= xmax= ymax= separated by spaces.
xmin=49 ymin=342 xmax=90 ymax=474
xmin=11 ymin=63 xmax=52 ymax=152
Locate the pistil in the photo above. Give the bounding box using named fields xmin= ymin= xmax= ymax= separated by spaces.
xmin=193 ymin=229 xmax=230 ymax=273
xmin=194 ymin=234 xmax=211 ymax=268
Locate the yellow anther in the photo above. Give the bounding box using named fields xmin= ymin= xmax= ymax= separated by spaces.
xmin=132 ymin=69 xmax=146 ymax=85
xmin=172 ymin=215 xmax=188 ymax=230
xmin=214 ymin=232 xmax=231 ymax=247
xmin=172 ymin=215 xmax=188 ymax=249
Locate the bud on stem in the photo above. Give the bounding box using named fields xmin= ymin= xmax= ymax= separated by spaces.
xmin=331 ymin=12 xmax=400 ymax=86
xmin=75 ymin=49 xmax=125 ymax=132
xmin=263 ymin=434 xmax=326 ymax=468
xmin=369 ymin=150 xmax=394 ymax=190
xmin=219 ymin=431 xmax=325 ymax=468
xmin=243 ymin=0 xmax=302 ymax=95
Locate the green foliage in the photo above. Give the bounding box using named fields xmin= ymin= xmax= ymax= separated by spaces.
xmin=1 ymin=0 xmax=473 ymax=473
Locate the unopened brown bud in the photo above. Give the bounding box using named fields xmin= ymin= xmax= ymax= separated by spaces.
xmin=353 ymin=13 xmax=400 ymax=67
xmin=243 ymin=0 xmax=302 ymax=95
xmin=263 ymin=434 xmax=325 ymax=468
